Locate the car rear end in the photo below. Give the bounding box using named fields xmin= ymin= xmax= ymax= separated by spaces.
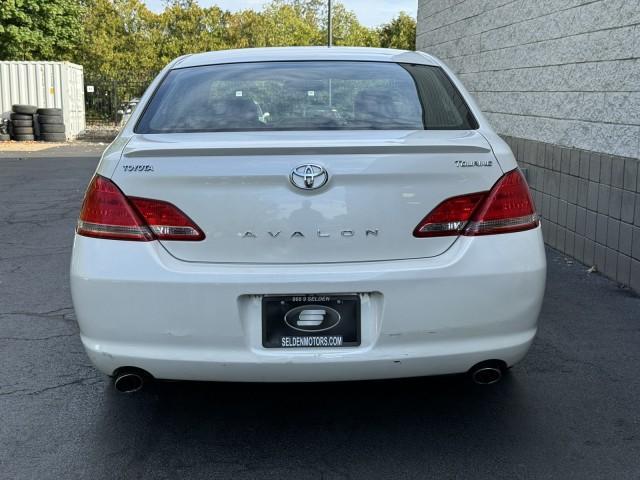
xmin=70 ymin=48 xmax=546 ymax=383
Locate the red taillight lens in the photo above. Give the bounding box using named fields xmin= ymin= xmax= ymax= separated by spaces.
xmin=77 ymin=176 xmax=153 ymax=241
xmin=129 ymin=197 xmax=204 ymax=241
xmin=413 ymin=192 xmax=486 ymax=237
xmin=413 ymin=169 xmax=539 ymax=238
xmin=76 ymin=175 xmax=204 ymax=241
xmin=465 ymin=169 xmax=539 ymax=236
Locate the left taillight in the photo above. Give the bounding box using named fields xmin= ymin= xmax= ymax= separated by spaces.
xmin=76 ymin=175 xmax=204 ymax=241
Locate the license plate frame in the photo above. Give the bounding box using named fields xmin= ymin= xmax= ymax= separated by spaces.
xmin=262 ymin=294 xmax=361 ymax=348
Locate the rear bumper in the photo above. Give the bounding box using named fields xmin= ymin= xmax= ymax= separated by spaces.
xmin=70 ymin=228 xmax=546 ymax=382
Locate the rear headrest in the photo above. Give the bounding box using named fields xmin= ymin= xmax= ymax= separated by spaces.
xmin=354 ymin=89 xmax=397 ymax=123
xmin=217 ymin=97 xmax=259 ymax=122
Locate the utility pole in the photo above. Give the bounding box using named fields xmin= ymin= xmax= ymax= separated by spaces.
xmin=327 ymin=0 xmax=332 ymax=47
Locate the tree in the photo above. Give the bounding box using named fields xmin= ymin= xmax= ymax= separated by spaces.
xmin=378 ymin=12 xmax=416 ymax=51
xmin=329 ymin=3 xmax=379 ymax=47
xmin=155 ymin=0 xmax=227 ymax=64
xmin=74 ymin=0 xmax=159 ymax=79
xmin=258 ymin=1 xmax=324 ymax=46
xmin=2 ymin=0 xmax=416 ymax=80
xmin=0 ymin=0 xmax=83 ymax=60
xmin=1 ymin=0 xmax=417 ymax=69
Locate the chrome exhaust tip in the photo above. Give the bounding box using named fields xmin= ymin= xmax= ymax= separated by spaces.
xmin=469 ymin=361 xmax=505 ymax=385
xmin=113 ymin=370 xmax=147 ymax=393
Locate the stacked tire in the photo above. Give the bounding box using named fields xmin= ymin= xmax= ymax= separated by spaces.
xmin=10 ymin=105 xmax=37 ymax=141
xmin=36 ymin=108 xmax=66 ymax=142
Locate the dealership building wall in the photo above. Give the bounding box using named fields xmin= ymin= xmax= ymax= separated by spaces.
xmin=417 ymin=0 xmax=640 ymax=292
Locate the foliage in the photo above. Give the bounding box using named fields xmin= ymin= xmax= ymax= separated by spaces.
xmin=0 ymin=0 xmax=83 ymax=60
xmin=73 ymin=0 xmax=159 ymax=79
xmin=154 ymin=0 xmax=228 ymax=64
xmin=0 ymin=0 xmax=417 ymax=79
xmin=378 ymin=12 xmax=416 ymax=50
xmin=330 ymin=3 xmax=379 ymax=47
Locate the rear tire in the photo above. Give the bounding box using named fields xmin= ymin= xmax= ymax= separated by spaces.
xmin=40 ymin=133 xmax=66 ymax=142
xmin=36 ymin=108 xmax=63 ymax=116
xmin=38 ymin=115 xmax=64 ymax=125
xmin=13 ymin=134 xmax=35 ymax=141
xmin=39 ymin=124 xmax=65 ymax=134
xmin=12 ymin=105 xmax=38 ymax=115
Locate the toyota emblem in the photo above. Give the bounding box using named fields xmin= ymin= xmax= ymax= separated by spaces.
xmin=290 ymin=164 xmax=329 ymax=190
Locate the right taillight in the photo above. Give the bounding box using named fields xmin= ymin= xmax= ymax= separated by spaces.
xmin=76 ymin=175 xmax=204 ymax=242
xmin=413 ymin=169 xmax=539 ymax=238
xmin=464 ymin=169 xmax=539 ymax=236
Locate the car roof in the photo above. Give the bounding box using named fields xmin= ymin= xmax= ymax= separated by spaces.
xmin=174 ymin=47 xmax=439 ymax=69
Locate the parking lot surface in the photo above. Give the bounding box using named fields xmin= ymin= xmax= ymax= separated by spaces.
xmin=1 ymin=152 xmax=639 ymax=479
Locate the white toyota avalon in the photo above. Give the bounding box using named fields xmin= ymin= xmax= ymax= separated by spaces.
xmin=70 ymin=47 xmax=546 ymax=392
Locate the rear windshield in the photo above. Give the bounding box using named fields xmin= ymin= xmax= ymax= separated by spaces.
xmin=136 ymin=61 xmax=478 ymax=133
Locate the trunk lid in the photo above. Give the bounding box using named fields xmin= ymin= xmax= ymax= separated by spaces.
xmin=112 ymin=130 xmax=502 ymax=264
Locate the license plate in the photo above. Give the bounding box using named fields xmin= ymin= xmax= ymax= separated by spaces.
xmin=262 ymin=295 xmax=360 ymax=348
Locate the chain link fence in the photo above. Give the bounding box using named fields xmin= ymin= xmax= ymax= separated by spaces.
xmin=84 ymin=76 xmax=156 ymax=126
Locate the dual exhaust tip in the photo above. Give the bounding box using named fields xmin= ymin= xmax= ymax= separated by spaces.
xmin=113 ymin=361 xmax=506 ymax=393
xmin=468 ymin=361 xmax=506 ymax=385
xmin=113 ymin=368 xmax=149 ymax=393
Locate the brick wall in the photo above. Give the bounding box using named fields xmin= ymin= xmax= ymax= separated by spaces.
xmin=504 ymin=136 xmax=640 ymax=292
xmin=417 ymin=0 xmax=640 ymax=292
xmin=416 ymin=0 xmax=640 ymax=159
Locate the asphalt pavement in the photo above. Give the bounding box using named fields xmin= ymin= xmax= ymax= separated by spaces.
xmin=1 ymin=150 xmax=639 ymax=479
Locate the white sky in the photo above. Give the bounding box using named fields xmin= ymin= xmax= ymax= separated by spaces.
xmin=143 ymin=1 xmax=417 ymax=27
